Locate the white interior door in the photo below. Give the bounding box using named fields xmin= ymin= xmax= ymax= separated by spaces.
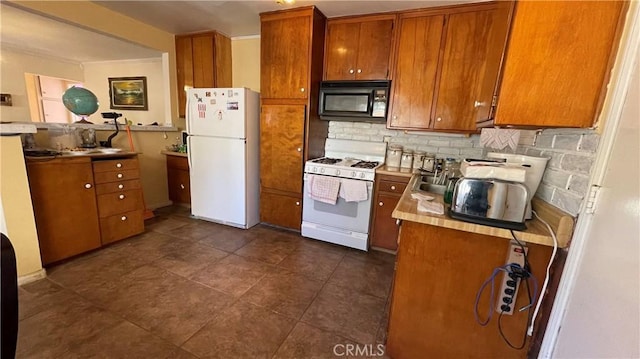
xmin=189 ymin=136 xmax=247 ymax=227
xmin=551 ymin=46 xmax=639 ymax=357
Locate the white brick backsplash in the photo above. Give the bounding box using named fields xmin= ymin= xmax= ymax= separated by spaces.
xmin=579 ymin=134 xmax=599 ymax=152
xmin=561 ymin=154 xmax=594 ymax=175
xmin=568 ymin=174 xmax=589 ymax=195
xmin=542 ymin=169 xmax=571 ymax=189
xmin=553 ymin=134 xmax=581 ymax=151
xmin=327 ymin=122 xmax=600 ymax=214
xmin=536 ymin=184 xmax=555 ymax=202
xmin=552 ymin=189 xmax=583 ymax=216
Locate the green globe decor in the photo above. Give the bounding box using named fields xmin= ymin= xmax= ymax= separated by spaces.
xmin=62 ymin=86 xmax=99 ymax=123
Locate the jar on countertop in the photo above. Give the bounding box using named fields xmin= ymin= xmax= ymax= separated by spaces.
xmin=386 ymin=144 xmax=403 ymax=167
xmin=400 ymin=150 xmax=414 ymax=169
xmin=412 ymin=150 xmax=426 ymax=172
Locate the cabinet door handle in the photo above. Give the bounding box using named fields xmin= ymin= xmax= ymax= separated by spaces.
xmin=295 ymin=201 xmax=300 ymax=206
xmin=390 ymin=185 xmax=396 ymax=190
xmin=180 ymin=184 xmax=185 ymax=189
xmin=300 ymin=88 xmax=305 ymax=93
xmin=121 ymin=216 xmax=127 ymax=221
xmin=436 ymin=117 xmax=442 ymax=122
xmin=297 ymin=147 xmax=302 ymax=152
xmin=393 ymin=115 xmax=397 ymax=120
xmin=474 ymin=101 xmax=484 ymax=108
xmin=117 ymin=173 xmax=123 ymax=179
xmin=118 ymin=184 xmax=124 ymax=189
xmin=116 ymin=163 xmax=122 ymax=168
xmin=119 ymin=194 xmax=125 ymax=200
xmin=357 ymin=69 xmax=362 ymax=74
xmin=84 ymin=183 xmax=92 ymax=189
xmin=379 ymin=201 xmax=384 ymax=206
xmin=349 ymin=69 xmax=354 ymax=74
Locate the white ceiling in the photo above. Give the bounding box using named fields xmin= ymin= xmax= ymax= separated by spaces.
xmin=93 ymin=0 xmax=477 ymax=37
xmin=1 ymin=1 xmax=479 ymax=63
xmin=0 ymin=3 xmax=163 ymax=63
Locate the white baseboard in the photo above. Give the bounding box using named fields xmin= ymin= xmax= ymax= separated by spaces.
xmin=18 ymin=268 xmax=46 ymax=286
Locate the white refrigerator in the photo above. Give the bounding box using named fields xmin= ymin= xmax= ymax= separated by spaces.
xmin=186 ymin=88 xmax=260 ymax=229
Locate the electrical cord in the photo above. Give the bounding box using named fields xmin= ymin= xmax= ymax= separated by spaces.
xmin=527 ymin=210 xmax=558 ymax=336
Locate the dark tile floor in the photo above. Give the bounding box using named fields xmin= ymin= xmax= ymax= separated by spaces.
xmin=17 ymin=206 xmax=395 ymax=358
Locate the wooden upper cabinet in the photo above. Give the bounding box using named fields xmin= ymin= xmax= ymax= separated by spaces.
xmin=175 ymin=31 xmax=232 ymax=117
xmin=389 ymin=14 xmax=444 ymax=129
xmin=260 ymin=104 xmax=306 ymax=193
xmin=389 ymin=3 xmax=511 ymax=132
xmin=491 ymin=2 xmax=626 ymax=128
xmin=261 ymin=15 xmax=311 ymax=99
xmin=324 ymin=15 xmax=395 ymax=80
xmin=434 ymin=4 xmax=511 ymax=131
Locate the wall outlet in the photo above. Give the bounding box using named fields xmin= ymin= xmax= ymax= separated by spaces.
xmin=496 ymin=242 xmax=528 ymax=315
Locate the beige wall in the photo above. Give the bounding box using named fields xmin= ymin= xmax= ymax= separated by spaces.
xmin=0 ymin=48 xmax=84 ymax=122
xmin=83 ymin=59 xmax=167 ymax=125
xmin=231 ymin=36 xmax=261 ymax=92
xmin=8 ymin=0 xmax=179 ymax=121
xmin=0 ymin=136 xmax=43 ymax=277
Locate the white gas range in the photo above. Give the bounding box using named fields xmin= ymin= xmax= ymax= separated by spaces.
xmin=301 ymin=139 xmax=387 ymax=251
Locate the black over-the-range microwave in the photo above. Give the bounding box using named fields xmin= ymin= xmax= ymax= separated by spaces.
xmin=318 ymin=80 xmax=390 ymax=122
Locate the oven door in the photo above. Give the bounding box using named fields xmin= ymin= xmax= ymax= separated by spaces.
xmin=301 ymin=174 xmax=373 ymax=233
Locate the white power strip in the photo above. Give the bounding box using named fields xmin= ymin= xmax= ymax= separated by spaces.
xmin=496 ymin=242 xmax=528 ymax=315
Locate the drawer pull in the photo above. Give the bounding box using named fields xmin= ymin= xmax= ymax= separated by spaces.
xmin=119 ymin=194 xmax=125 ymax=200
xmin=118 ymin=184 xmax=124 ymax=189
xmin=116 ymin=163 xmax=122 ymax=168
xmin=391 ymin=185 xmax=396 ymax=190
xmin=180 ymin=184 xmax=185 ymax=189
xmin=121 ymin=216 xmax=127 ymax=221
xmin=84 ymin=183 xmax=92 ymax=189
xmin=300 ymin=88 xmax=305 ymax=93
xmin=295 ymin=201 xmax=300 ymax=206
xmin=379 ymin=201 xmax=384 ymax=206
xmin=117 ymin=173 xmax=123 ymax=179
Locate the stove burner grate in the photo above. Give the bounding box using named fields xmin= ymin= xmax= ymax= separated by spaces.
xmin=311 ymin=157 xmax=342 ymax=164
xmin=351 ymin=161 xmax=380 ymax=169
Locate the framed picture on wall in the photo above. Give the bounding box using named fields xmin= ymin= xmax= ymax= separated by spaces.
xmin=108 ymin=76 xmax=148 ymax=110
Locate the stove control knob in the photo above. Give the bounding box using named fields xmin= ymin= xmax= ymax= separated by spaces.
xmin=336 ymin=170 xmax=341 ymax=175
xmin=320 ymin=168 xmax=325 ymax=173
xmin=359 ymin=173 xmax=365 ymax=179
xmin=351 ymin=171 xmax=356 ymax=177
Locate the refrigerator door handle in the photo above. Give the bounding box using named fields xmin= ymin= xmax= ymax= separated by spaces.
xmin=187 ymin=135 xmax=192 ymax=170
xmin=185 ymin=90 xmax=191 ymax=134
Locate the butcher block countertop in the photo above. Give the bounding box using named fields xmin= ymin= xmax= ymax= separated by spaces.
xmin=392 ymin=174 xmax=575 ymax=248
xmin=376 ymin=166 xmax=415 ymax=178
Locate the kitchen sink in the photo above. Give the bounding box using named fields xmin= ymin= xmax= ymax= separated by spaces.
xmin=414 ymin=175 xmax=446 ymax=195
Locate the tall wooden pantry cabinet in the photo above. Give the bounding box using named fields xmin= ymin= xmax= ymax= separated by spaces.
xmin=259 ymin=7 xmax=327 ymax=230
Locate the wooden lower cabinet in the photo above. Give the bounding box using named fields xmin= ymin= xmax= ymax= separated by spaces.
xmin=27 ymin=154 xmax=146 ymax=265
xmin=166 ymin=155 xmax=190 ymax=205
xmin=260 ymin=190 xmax=302 ymax=231
xmin=370 ymin=174 xmax=410 ymax=251
xmin=386 ymin=221 xmax=552 ymax=358
xmin=26 ymin=157 xmax=102 ymax=265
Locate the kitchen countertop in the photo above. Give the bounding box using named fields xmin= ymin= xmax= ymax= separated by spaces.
xmin=25 ymin=150 xmax=138 ymax=160
xmin=376 ymin=166 xmax=416 ymax=178
xmin=0 ymin=122 xmax=37 ymax=135
xmin=392 ymin=174 xmax=574 ymax=248
xmin=161 ymin=150 xmax=188 ymax=158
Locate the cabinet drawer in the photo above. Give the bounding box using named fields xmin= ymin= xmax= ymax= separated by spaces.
xmin=378 ymin=180 xmax=407 ymax=195
xmin=96 ymin=189 xmax=144 ymax=218
xmin=93 ymin=158 xmax=139 ymax=173
xmin=95 ymin=179 xmax=141 ymax=195
xmin=100 ymin=209 xmax=144 ymax=244
xmin=167 ymin=155 xmax=189 ymax=170
xmin=94 ymin=169 xmax=140 ymax=184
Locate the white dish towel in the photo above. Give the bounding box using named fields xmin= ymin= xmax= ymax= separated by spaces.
xmin=308 ymin=175 xmax=341 ymax=205
xmin=339 ymin=178 xmax=368 ymax=202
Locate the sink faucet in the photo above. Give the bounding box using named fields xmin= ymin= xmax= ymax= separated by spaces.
xmin=100 ymin=112 xmax=122 ymax=148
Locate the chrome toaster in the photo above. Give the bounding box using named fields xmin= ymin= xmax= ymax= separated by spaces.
xmin=449 ymin=178 xmax=529 ymax=230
